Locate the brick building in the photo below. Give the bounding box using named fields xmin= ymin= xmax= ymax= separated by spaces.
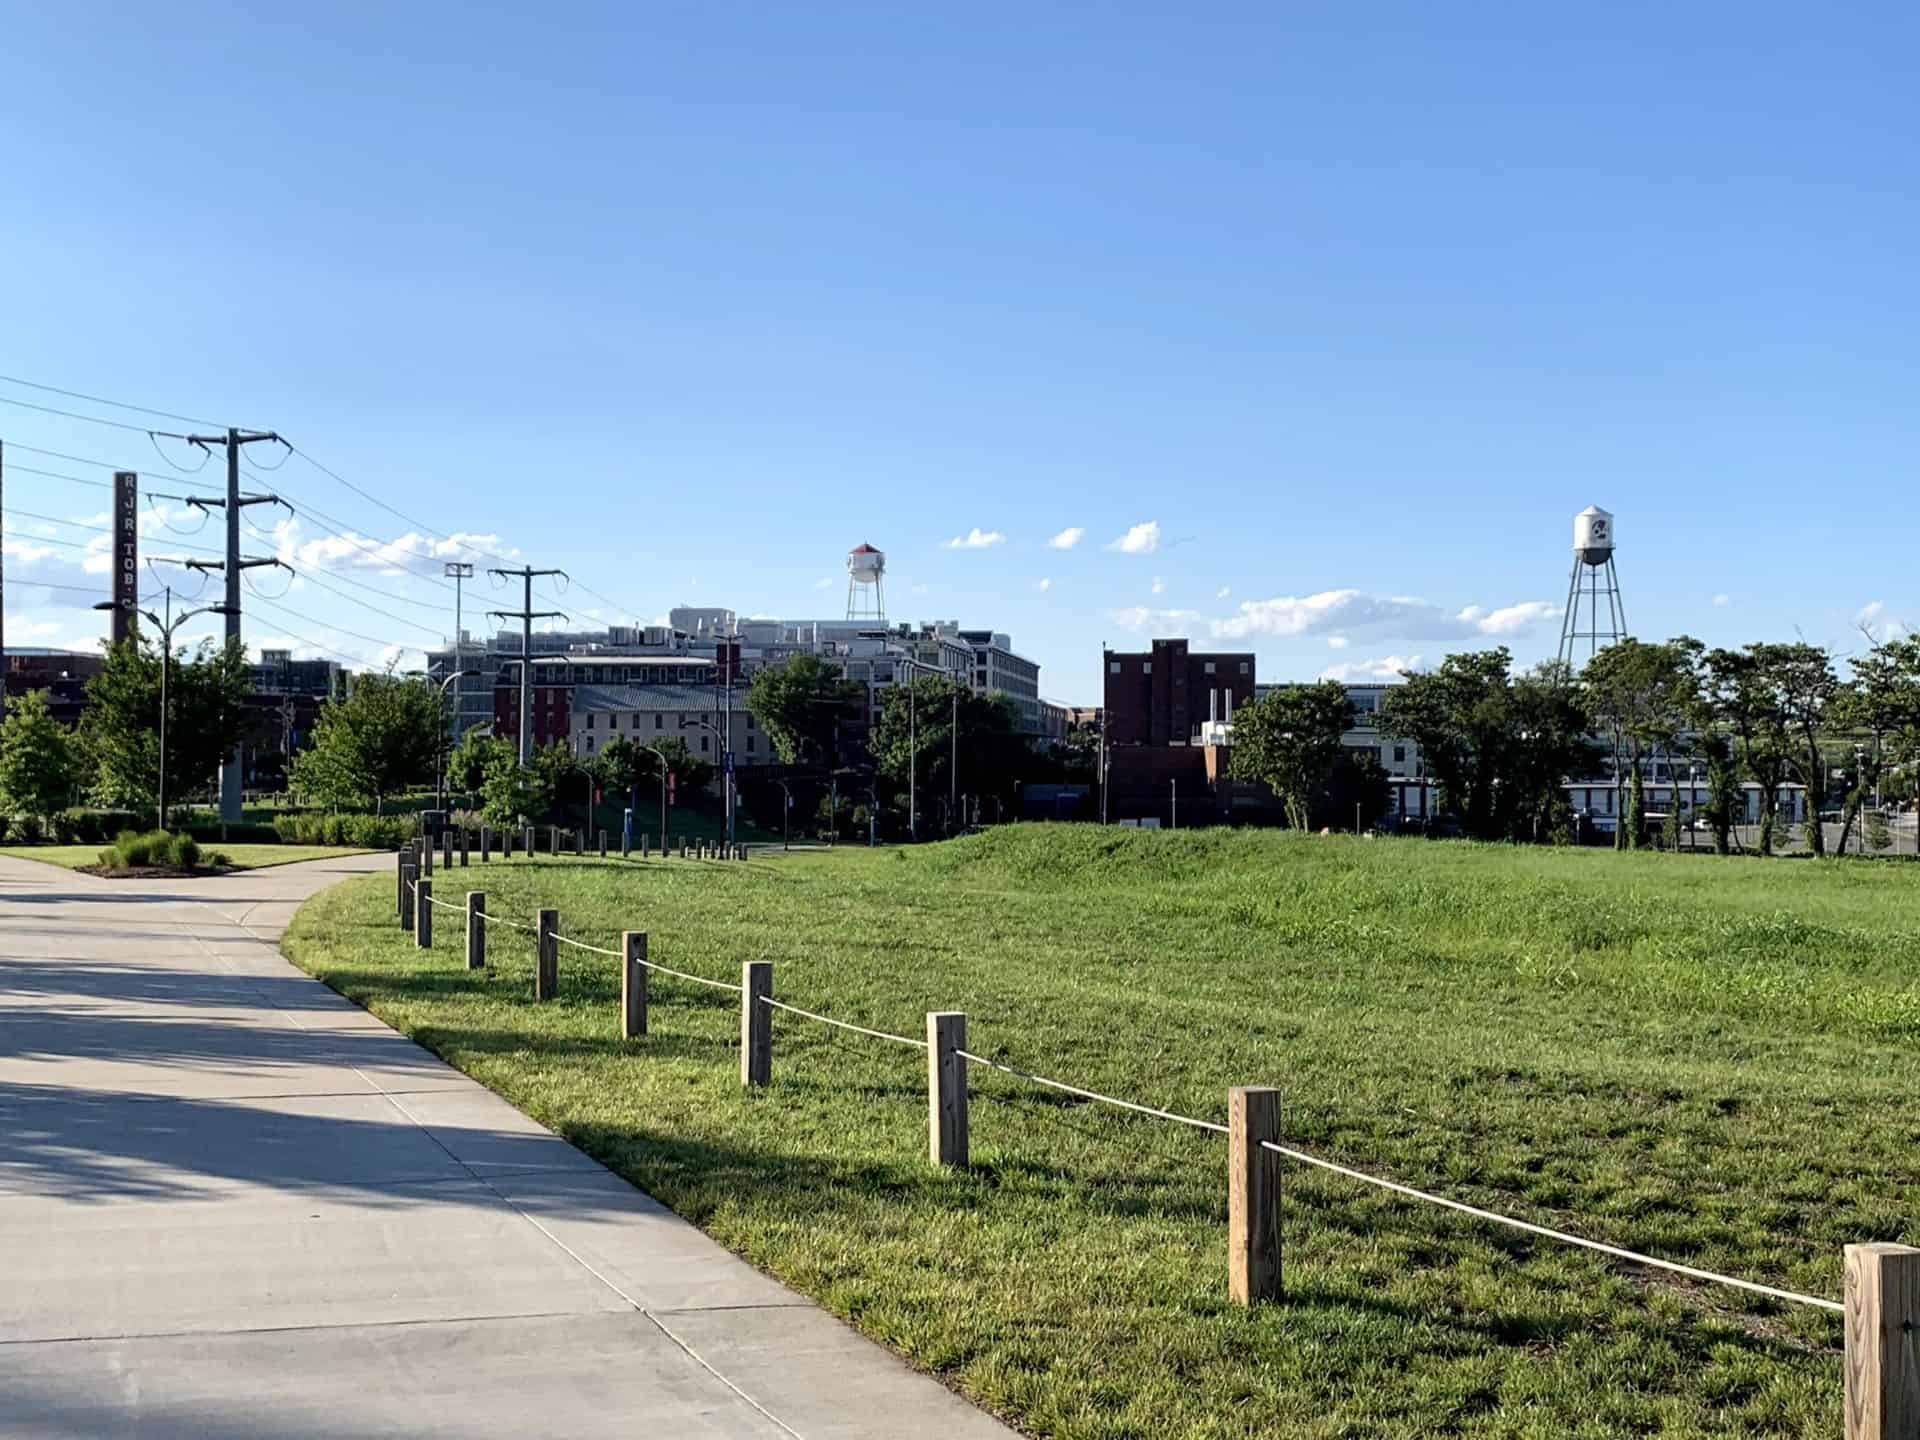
xmin=1103 ymin=639 xmax=1254 ymax=747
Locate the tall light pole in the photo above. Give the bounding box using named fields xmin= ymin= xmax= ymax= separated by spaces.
xmin=96 ymin=589 xmax=232 ymax=828
xmin=434 ymin=667 xmax=478 ymax=812
xmin=639 ymin=742 xmax=672 ymax=854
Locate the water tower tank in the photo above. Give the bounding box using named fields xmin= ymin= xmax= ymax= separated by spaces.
xmin=1573 ymin=506 xmax=1615 ymax=567
xmin=847 ymin=543 xmax=885 ymax=583
xmin=845 ymin=544 xmax=887 ymax=621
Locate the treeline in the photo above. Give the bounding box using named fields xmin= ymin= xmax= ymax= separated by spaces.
xmin=1229 ymin=632 xmax=1920 ymax=856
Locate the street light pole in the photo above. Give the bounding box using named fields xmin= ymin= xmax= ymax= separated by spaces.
xmin=97 ymin=588 xmax=231 ymax=828
xmin=434 ymin=668 xmax=478 ymax=813
xmin=639 ymin=743 xmax=671 ymax=854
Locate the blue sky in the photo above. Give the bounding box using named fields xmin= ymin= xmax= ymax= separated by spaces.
xmin=2 ymin=2 xmax=1915 ymax=702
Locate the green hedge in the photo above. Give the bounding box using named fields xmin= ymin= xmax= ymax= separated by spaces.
xmin=272 ymin=812 xmax=414 ymax=848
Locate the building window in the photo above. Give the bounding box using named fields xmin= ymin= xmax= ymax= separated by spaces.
xmin=1108 ymin=660 xmax=1120 ymax=674
xmin=745 ymin=713 xmax=754 ymax=730
xmin=655 ymin=714 xmax=663 ymax=729
xmin=1239 ymin=662 xmax=1250 ymax=675
xmin=747 ymin=735 xmax=756 ymax=753
xmin=700 ymin=735 xmax=709 ymax=752
xmin=1203 ymin=661 xmax=1215 ymax=675
xmin=1142 ymin=662 xmax=1152 ymax=675
xmin=1394 ymin=745 xmax=1406 ymax=763
xmin=586 ymin=713 xmax=595 ymax=730
xmin=585 ymin=737 xmax=596 ymax=754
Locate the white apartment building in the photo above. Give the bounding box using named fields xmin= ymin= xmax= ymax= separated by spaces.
xmin=568 ymin=683 xmax=771 ymax=776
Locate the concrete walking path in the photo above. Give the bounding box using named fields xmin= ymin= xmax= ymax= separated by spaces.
xmin=0 ymin=851 xmax=1016 ymax=1439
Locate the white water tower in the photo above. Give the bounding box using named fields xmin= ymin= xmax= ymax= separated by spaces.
xmin=1556 ymin=505 xmax=1627 ymax=669
xmin=846 ymin=543 xmax=886 ymax=622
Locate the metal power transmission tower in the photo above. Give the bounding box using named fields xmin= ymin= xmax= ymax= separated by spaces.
xmin=487 ymin=565 xmax=567 ymax=766
xmin=184 ymin=426 xmax=289 ymax=821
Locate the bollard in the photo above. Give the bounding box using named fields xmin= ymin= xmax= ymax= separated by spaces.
xmin=599 ymin=829 xmax=607 ymax=858
xmin=641 ymin=833 xmax=650 ymax=859
xmin=459 ymin=829 xmax=469 ymax=867
xmin=442 ymin=828 xmax=454 ymax=872
xmin=621 ymin=828 xmax=630 ymax=859
xmin=741 ymin=960 xmax=772 ymax=1087
xmin=414 ymin=877 xmax=433 ymax=949
xmin=420 ymin=833 xmax=433 ymax=877
xmin=1845 ymin=1242 xmax=1920 ymax=1439
xmin=524 ymin=826 xmax=534 ymax=858
xmin=481 ymin=825 xmax=492 ymax=862
xmin=400 ymin=862 xmax=417 ymax=931
xmin=503 ymin=827 xmax=514 ymax=859
xmin=927 ymin=1012 xmax=968 ymax=1167
xmin=738 ymin=843 xmax=748 ymax=861
xmin=466 ymin=891 xmax=486 ymax=969
xmin=395 ymin=849 xmax=408 ymax=920
xmin=621 ymin=931 xmax=648 ymax=1039
xmin=534 ymin=909 xmax=559 ymax=1000
xmin=1227 ymin=1086 xmax=1282 ymax=1305
xmin=573 ymin=829 xmax=583 ymax=857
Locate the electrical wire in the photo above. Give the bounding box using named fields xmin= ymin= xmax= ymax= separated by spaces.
xmin=0 ymin=372 xmax=229 ymax=429
xmin=148 ymin=430 xmax=215 ymax=474
xmin=289 ymin=567 xmax=447 ymax=636
xmin=240 ymin=512 xmax=456 ymax=615
xmin=0 ymin=393 xmax=191 ymax=439
xmin=245 ymin=592 xmax=407 ymax=654
xmin=0 ymin=439 xmax=222 ymax=490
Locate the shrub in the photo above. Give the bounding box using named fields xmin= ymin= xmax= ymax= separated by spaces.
xmin=0 ymin=814 xmax=10 ymax=843
xmin=112 ymin=830 xmax=156 ymax=867
xmin=50 ymin=811 xmax=81 ymax=844
xmin=15 ymin=814 xmax=44 ymax=844
xmin=168 ymin=835 xmax=201 ymax=868
xmin=269 ymin=810 xmax=412 ymax=848
xmin=98 ymin=829 xmax=205 ymax=871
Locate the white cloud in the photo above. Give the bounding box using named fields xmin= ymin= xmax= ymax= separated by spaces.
xmin=1210 ymin=588 xmax=1559 ymax=643
xmin=1035 ymin=578 xmax=1053 ymax=592
xmin=812 ymin=576 xmax=834 ymax=590
xmin=246 ymin=515 xmax=515 ymax=578
xmin=1046 ymin=527 xmax=1085 ymax=551
xmin=910 ymin=583 xmax=930 ymax=596
xmin=1326 ymin=635 xmax=1349 ymax=650
xmin=945 ymin=527 xmax=1006 ymax=550
xmin=1108 ymin=606 xmax=1201 ymax=637
xmin=1107 ymin=521 xmax=1161 ymax=555
xmin=1712 ymin=593 xmax=1730 ymax=607
xmin=1216 ymin=586 xmax=1231 ymax=600
xmin=1151 ymin=576 xmax=1167 ymax=595
xmin=1320 ymin=654 xmax=1429 ymax=683
xmin=1857 ymin=600 xmax=1910 ymax=640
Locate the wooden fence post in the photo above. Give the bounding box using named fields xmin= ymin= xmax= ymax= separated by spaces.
xmin=503 ymin=827 xmax=513 ymax=859
xmin=459 ymin=828 xmax=469 ymax=867
xmin=926 ymin=1012 xmax=968 ymax=1167
xmin=622 ymin=931 xmax=648 ymax=1038
xmin=573 ymin=829 xmax=583 ymax=857
xmin=1227 ymin=1085 xmax=1282 ymax=1305
xmin=414 ymin=878 xmax=433 ymax=949
xmin=1846 ymin=1242 xmax=1920 ymax=1439
xmin=395 ymin=849 xmax=408 ymax=920
xmin=480 ymin=825 xmax=491 ymax=861
xmin=420 ymin=833 xmax=433 ymax=876
xmin=442 ymin=828 xmax=454 ymax=872
xmin=524 ymin=825 xmax=534 ymax=858
xmin=598 ymin=829 xmax=607 ymax=857
xmin=621 ymin=828 xmax=630 ymax=859
xmin=466 ymin=891 xmax=486 ymax=970
xmin=640 ymin=833 xmax=649 ymax=859
xmin=399 ymin=862 xmax=417 ymax=931
xmin=535 ymin=908 xmax=558 ymax=1000
xmin=741 ymin=960 xmax=772 ymax=1086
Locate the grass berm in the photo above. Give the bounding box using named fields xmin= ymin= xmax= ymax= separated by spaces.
xmin=282 ymin=825 xmax=1920 ymax=1439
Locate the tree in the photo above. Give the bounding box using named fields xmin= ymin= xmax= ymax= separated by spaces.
xmin=447 ymin=729 xmax=510 ymax=796
xmin=480 ymin=747 xmax=550 ymax=830
xmin=1754 ymin=643 xmax=1841 ymax=857
xmin=1582 ymin=639 xmax=1697 ymax=851
xmin=1379 ymin=650 xmax=1594 ymax=842
xmin=1226 ymin=681 xmax=1352 ymax=831
xmin=746 ymin=655 xmax=863 ymax=768
xmin=0 ymin=689 xmax=78 ymax=820
xmin=1701 ymin=646 xmax=1794 ymax=856
xmin=1836 ymin=630 xmax=1920 ymax=854
xmin=80 ymin=637 xmax=252 ymax=820
xmin=289 ymin=671 xmax=443 ymax=814
xmin=869 ymin=677 xmax=1024 ymax=830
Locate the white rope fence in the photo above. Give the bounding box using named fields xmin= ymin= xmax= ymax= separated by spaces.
xmin=1253 ymin=1137 xmax=1843 ymax=1313
xmin=761 ymin=996 xmax=927 ymax=1049
xmin=384 ymin=841 xmax=1920 ymax=1429
xmin=958 ymin=1050 xmax=1227 ymax=1134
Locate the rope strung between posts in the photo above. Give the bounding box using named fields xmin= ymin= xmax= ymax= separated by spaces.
xmin=956 ymin=1050 xmax=1228 ymax=1134
xmin=759 ymin=996 xmax=928 ymax=1049
xmin=427 ymin=893 xmax=462 ymax=913
xmin=551 ymin=932 xmax=620 ymax=958
xmin=1255 ymin=1139 xmax=1842 ymax=1312
xmin=476 ymin=910 xmax=538 ymax=933
xmin=635 ymin=957 xmax=742 ymax=993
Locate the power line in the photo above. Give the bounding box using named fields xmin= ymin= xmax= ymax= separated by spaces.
xmin=0 ymin=439 xmax=221 ymax=490
xmin=246 ymin=591 xmax=407 ymax=654
xmin=289 ymin=567 xmax=447 ymax=636
xmin=240 ymin=513 xmax=456 ymax=615
xmin=0 ymin=373 xmax=229 ymax=429
xmin=0 ymin=393 xmax=191 ymax=439
xmin=285 ymin=442 xmax=516 ymax=565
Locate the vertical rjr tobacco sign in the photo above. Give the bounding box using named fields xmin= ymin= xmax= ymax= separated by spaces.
xmin=112 ymin=471 xmax=139 ymax=646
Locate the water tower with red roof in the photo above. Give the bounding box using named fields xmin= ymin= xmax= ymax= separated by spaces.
xmin=845 ymin=543 xmax=886 ymax=622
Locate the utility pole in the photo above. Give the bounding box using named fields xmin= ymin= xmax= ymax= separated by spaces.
xmin=184 ymin=426 xmax=285 ymax=822
xmin=487 ymin=565 xmax=566 ymax=766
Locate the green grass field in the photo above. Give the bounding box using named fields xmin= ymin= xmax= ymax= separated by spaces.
xmin=281 ymin=828 xmax=1920 ymax=1439
xmin=0 ymin=844 xmax=371 ymax=872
